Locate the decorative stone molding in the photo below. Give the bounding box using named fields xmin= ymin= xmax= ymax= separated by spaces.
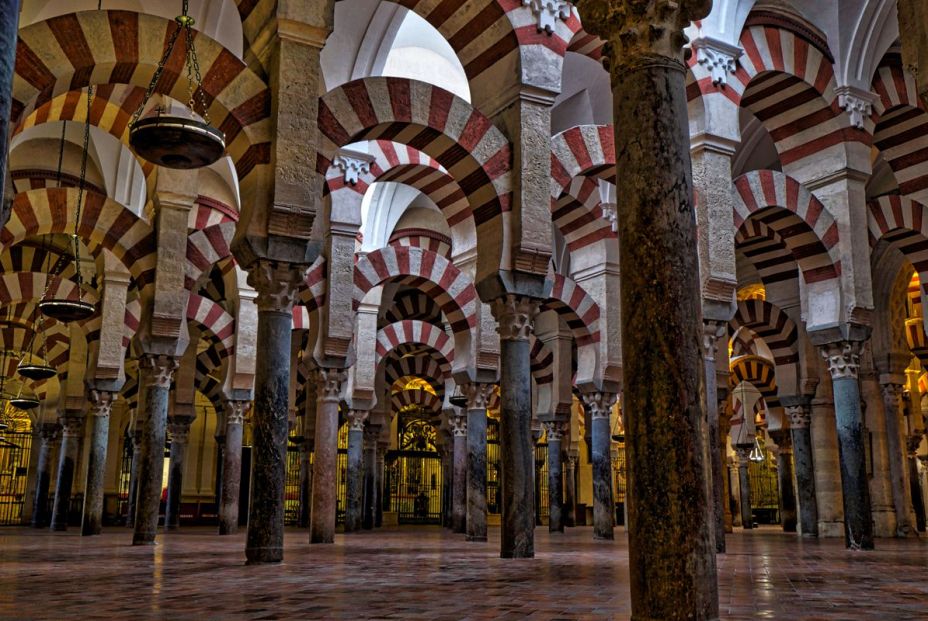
xmin=38 ymin=423 xmax=60 ymax=444
xmin=332 ymin=154 xmax=371 ymax=186
xmin=139 ymin=353 xmax=179 ymax=389
xmin=462 ymin=382 xmax=494 ymax=411
xmin=451 ymin=414 xmax=467 ymax=437
xmin=907 ymin=433 xmax=924 ymax=456
xmin=347 ymin=409 xmax=369 ymax=432
xmin=168 ymin=416 xmax=195 ymax=444
xmin=702 ymin=320 xmax=725 ymax=359
xmin=582 ymin=392 xmax=618 ymax=420
xmin=224 ymin=400 xmax=249 ymax=426
xmin=246 ymin=260 xmax=307 ymax=313
xmin=785 ymin=405 xmax=811 ymax=429
xmin=58 ymin=415 xmax=85 ymax=437
xmin=315 ymin=368 xmax=347 ymax=402
xmin=363 ymin=423 xmax=381 ymax=445
xmin=880 ymin=382 xmax=905 ymax=411
xmin=542 ymin=420 xmax=567 ymax=441
xmin=491 ymin=295 xmax=540 ymax=342
xmin=691 ymin=37 xmax=742 ymax=87
xmin=523 ymin=0 xmax=571 ymax=35
xmin=600 ymin=202 xmax=618 ymax=232
xmin=835 ymin=86 xmax=877 ymax=130
xmin=820 ymin=341 xmax=862 ymax=380
xmin=88 ymin=390 xmax=116 ymax=418
xmin=734 ymin=445 xmax=752 ymax=465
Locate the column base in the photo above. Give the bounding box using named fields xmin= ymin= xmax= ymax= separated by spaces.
xmin=465 ymin=535 xmax=487 ymax=542
xmin=593 ymin=530 xmax=614 ymax=541
xmin=132 ymin=535 xmax=156 ymax=546
xmin=51 ymin=524 xmax=67 ymax=532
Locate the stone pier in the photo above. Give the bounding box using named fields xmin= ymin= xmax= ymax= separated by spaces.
xmin=311 ymin=368 xmax=346 ymax=544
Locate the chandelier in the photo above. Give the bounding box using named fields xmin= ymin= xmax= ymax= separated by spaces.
xmin=38 ymin=87 xmax=96 ymax=324
xmin=18 ymin=237 xmax=57 ymax=381
xmin=748 ymin=436 xmax=765 ymax=463
xmin=128 ymin=0 xmax=225 ymax=169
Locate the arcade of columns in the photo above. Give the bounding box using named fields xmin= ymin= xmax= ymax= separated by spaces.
xmin=2 ymin=0 xmax=928 ymax=618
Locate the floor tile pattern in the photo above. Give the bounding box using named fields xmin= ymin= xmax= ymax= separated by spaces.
xmin=1 ymin=526 xmax=926 ymax=620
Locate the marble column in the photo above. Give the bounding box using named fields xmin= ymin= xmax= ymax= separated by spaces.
xmin=50 ymin=415 xmax=85 ymax=531
xmin=219 ymin=401 xmax=247 ymax=535
xmin=703 ymin=321 xmax=726 ymax=552
xmin=491 ymin=295 xmax=540 ymax=558
xmin=735 ymin=446 xmax=753 ymax=529
xmin=729 ymin=460 xmax=742 ymax=528
xmin=769 ymin=430 xmax=797 ymax=532
xmin=81 ymin=391 xmax=116 ymax=536
xmin=244 ymin=262 xmax=303 ymax=563
xmin=786 ymin=403 xmax=818 ymax=536
xmin=451 ymin=412 xmax=468 ymax=534
xmin=464 ymin=383 xmax=491 ymax=542
xmin=543 ymin=421 xmax=566 ymax=533
xmin=820 ymin=342 xmax=874 ymax=549
xmin=311 ymin=368 xmax=346 ymax=544
xmin=344 ymin=409 xmax=368 ymax=533
xmin=575 ymin=0 xmax=719 ymax=614
xmin=133 ymin=354 xmax=179 ymax=544
xmin=0 ymin=0 xmax=19 ymax=210
xmin=376 ymin=442 xmax=387 ymax=527
xmin=362 ymin=424 xmax=379 ymax=530
xmin=908 ymin=435 xmax=927 ymax=532
xmin=31 ymin=423 xmax=59 ymax=528
xmin=165 ymin=415 xmax=194 ymax=530
xmin=126 ymin=429 xmax=141 ymax=527
xmin=299 ymin=436 xmax=313 ymax=528
xmin=719 ymin=402 xmax=734 ymax=533
xmin=881 ymin=383 xmax=914 ymax=536
xmin=584 ymin=392 xmax=617 ymax=540
xmin=439 ymin=441 xmax=452 ymax=528
xmin=564 ymin=451 xmax=578 ymax=528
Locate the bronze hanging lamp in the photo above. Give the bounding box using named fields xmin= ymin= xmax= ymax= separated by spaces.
xmin=19 ymin=236 xmax=58 ymax=380
xmin=128 ymin=0 xmax=225 ymax=169
xmin=39 ymin=89 xmax=96 ymax=323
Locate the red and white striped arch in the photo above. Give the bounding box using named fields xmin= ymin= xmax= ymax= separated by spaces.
xmin=354 ymin=246 xmax=477 ymax=333
xmin=186 ymin=222 xmax=235 ymax=289
xmin=868 ymin=195 xmax=928 ymax=300
xmin=187 ymin=294 xmax=235 ymax=360
xmin=733 ymin=170 xmax=840 ymax=285
xmin=384 ymin=355 xmax=448 ymax=389
xmin=391 ymin=388 xmax=442 ymax=417
xmin=318 ymin=78 xmax=511 ymax=230
xmin=735 ymin=217 xmax=798 ymax=284
xmin=0 ymin=272 xmax=98 ymax=308
xmin=550 ymin=124 xmax=616 ymax=196
xmin=389 ymin=228 xmax=452 ymax=258
xmin=544 ymin=274 xmax=600 ymax=347
xmin=730 ymin=299 xmax=798 ymax=366
xmin=376 ymin=320 xmax=454 ymax=370
xmin=553 ymin=175 xmax=615 ymax=251
xmin=299 ymin=256 xmax=327 ymax=315
xmin=529 ymin=335 xmax=554 ymax=385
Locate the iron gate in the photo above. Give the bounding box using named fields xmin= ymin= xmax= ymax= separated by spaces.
xmin=387 ymin=450 xmax=442 ymax=524
xmin=0 ymin=430 xmax=33 ymax=525
xmin=749 ymin=437 xmax=780 ymax=524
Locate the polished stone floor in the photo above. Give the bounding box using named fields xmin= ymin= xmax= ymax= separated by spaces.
xmin=1 ymin=525 xmax=927 ymax=620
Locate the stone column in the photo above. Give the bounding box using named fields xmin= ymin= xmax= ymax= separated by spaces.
xmin=439 ymin=439 xmax=452 ymax=527
xmin=244 ymin=262 xmax=303 ymax=563
xmin=564 ymin=451 xmax=578 ymax=528
xmin=81 ymin=391 xmax=116 ymax=536
xmin=729 ymin=459 xmax=742 ymax=528
xmin=908 ymin=435 xmax=927 ymax=532
xmin=785 ymin=403 xmax=818 ymax=536
xmin=376 ymin=441 xmax=387 ymax=527
xmin=31 ymin=424 xmax=59 ymax=528
xmin=50 ymin=415 xmax=85 ymax=531
xmin=718 ymin=401 xmax=734 ymax=533
xmin=310 ymin=368 xmax=346 ymax=544
xmin=769 ymin=430 xmax=797 ymax=532
xmin=133 ymin=354 xmax=179 ymax=544
xmin=362 ymin=424 xmax=379 ymax=530
xmin=735 ymin=446 xmax=753 ymax=529
xmin=575 ymin=0 xmax=718 ymax=615
xmin=164 ymin=415 xmax=194 ymax=530
xmin=464 ymin=383 xmax=491 ymax=542
xmin=543 ymin=421 xmax=566 ymax=533
xmin=0 ymin=0 xmax=19 ymax=212
xmin=490 ymin=295 xmax=540 ymax=558
xmin=820 ymin=341 xmax=874 ymax=549
xmin=703 ymin=321 xmax=726 ymax=552
xmin=126 ymin=429 xmax=141 ymax=527
xmin=449 ymin=412 xmax=467 ymax=534
xmin=344 ymin=409 xmax=368 ymax=533
xmin=880 ymin=382 xmax=914 ymax=536
xmin=219 ymin=401 xmax=247 ymax=535
xmin=299 ymin=435 xmax=313 ymax=528
xmin=583 ymin=392 xmax=617 ymax=540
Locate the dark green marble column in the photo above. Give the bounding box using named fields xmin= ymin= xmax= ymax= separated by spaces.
xmin=219 ymin=402 xmax=247 ymax=535
xmin=165 ymin=415 xmax=194 ymax=530
xmin=344 ymin=410 xmax=367 ymax=533
xmin=584 ymin=393 xmax=617 ymax=540
xmin=465 ymin=383 xmax=491 ymax=542
xmin=31 ymin=424 xmax=59 ymax=528
xmin=50 ymin=416 xmax=85 ymax=531
xmin=81 ymin=391 xmax=116 ymax=536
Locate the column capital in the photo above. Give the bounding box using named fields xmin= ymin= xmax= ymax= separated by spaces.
xmin=224 ymin=400 xmax=250 ymax=426
xmin=246 ymin=259 xmax=307 ymax=313
xmin=819 ymin=341 xmax=862 ymax=381
xmin=734 ymin=445 xmax=752 ymax=465
xmin=347 ymin=409 xmax=369 ymax=432
xmin=767 ymin=428 xmax=791 ymax=454
xmin=58 ymin=415 xmax=84 ymax=437
xmin=542 ymin=420 xmax=568 ymax=442
xmin=450 ymin=414 xmax=468 ymax=437
xmin=38 ymin=422 xmax=60 ymax=444
xmin=880 ymin=382 xmax=905 ymax=410
xmin=702 ymin=319 xmax=726 ymax=360
xmin=363 ymin=423 xmax=381 ymax=444
xmin=490 ymin=294 xmax=540 ymax=342
xmin=462 ymin=382 xmax=495 ymax=411
xmin=690 ymin=36 xmax=742 ymax=87
xmin=582 ymin=391 xmax=618 ymax=420
xmin=575 ymin=0 xmax=712 ymax=66
xmin=314 ymin=367 xmax=347 ymax=402
xmin=139 ymin=353 xmax=179 ymax=389
xmin=785 ymin=404 xmax=811 ymax=429
xmin=88 ymin=389 xmax=116 ymax=418
xmin=168 ymin=415 xmax=195 ymax=443
xmin=907 ymin=433 xmax=924 ymax=456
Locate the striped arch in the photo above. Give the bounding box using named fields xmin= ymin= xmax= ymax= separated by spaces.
xmin=553 ymin=175 xmax=615 ymax=251
xmin=375 ymin=320 xmax=454 ymax=369
xmin=14 ymin=10 xmax=271 ymax=186
xmin=318 ymin=78 xmax=511 ymax=231
xmin=389 ymin=228 xmax=452 ymax=259
xmin=354 ymin=246 xmax=477 ymax=333
xmin=735 ymin=217 xmax=798 ymax=283
xmin=730 ymin=299 xmax=798 ymax=366
xmin=299 ymin=256 xmax=327 ymax=314
xmin=730 ymin=326 xmax=758 ymax=358
xmin=730 ymin=354 xmax=777 ymax=397
xmin=0 ymin=272 xmax=98 ymax=308
xmin=550 ymin=124 xmax=616 ymax=196
xmin=733 ymin=170 xmax=841 ymax=285
xmin=383 ymin=290 xmax=443 ymax=325
xmin=544 ymin=274 xmax=600 ymax=346
xmin=867 ymin=195 xmax=928 ymax=300
xmin=529 ymin=336 xmax=554 ymax=385
xmin=384 ymin=355 xmax=448 ymax=390
xmin=2 ymin=188 xmax=157 ymax=290
xmin=187 ymin=294 xmax=235 ymax=360
xmin=391 ymin=388 xmax=442 ymax=417
xmin=566 ymin=28 xmax=605 ymax=63
xmin=870 ymin=57 xmax=928 ymax=201
xmin=186 ymin=222 xmax=235 ymax=289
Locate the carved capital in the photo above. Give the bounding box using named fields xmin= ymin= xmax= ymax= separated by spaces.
xmin=363 ymin=423 xmax=381 ymax=444
xmin=881 ymin=382 xmax=905 ymax=412
xmin=347 ymin=409 xmax=369 ymax=432
xmin=38 ymin=423 xmax=60 ymax=445
xmin=523 ymin=0 xmax=571 ymax=34
xmin=767 ymin=428 xmax=791 ymax=453
xmin=139 ymin=353 xmax=179 ymax=389
xmin=451 ymin=414 xmax=468 ymax=437
xmin=702 ymin=319 xmax=725 ymax=360
xmin=907 ymin=433 xmax=924 ymax=456
xmin=491 ymin=295 xmax=540 ymax=342
xmin=542 ymin=420 xmax=568 ymax=442
xmin=836 ymin=86 xmax=877 ymax=130
xmin=785 ymin=405 xmax=811 ymax=429
xmin=58 ymin=415 xmax=84 ymax=437
xmin=168 ymin=415 xmax=195 ymax=444
xmin=462 ymin=382 xmax=495 ymax=411
xmin=734 ymin=445 xmax=752 ymax=465
xmin=582 ymin=391 xmax=618 ymax=420
xmin=224 ymin=400 xmax=249 ymax=426
xmin=575 ymin=0 xmax=712 ymax=66
xmin=332 ymin=154 xmax=371 ymax=186
xmin=315 ymin=367 xmax=347 ymax=402
xmin=820 ymin=341 xmax=861 ymax=381
xmin=600 ymin=202 xmax=618 ymax=232
xmin=246 ymin=260 xmax=306 ymax=313
xmin=89 ymin=390 xmax=116 ymax=418
xmin=691 ymin=37 xmax=741 ymax=86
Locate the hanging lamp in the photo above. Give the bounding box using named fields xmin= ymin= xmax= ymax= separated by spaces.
xmin=748 ymin=436 xmax=765 ymax=463
xmin=39 ymin=88 xmax=97 ymax=323
xmin=10 ymin=384 xmax=40 ymax=411
xmin=19 ymin=236 xmax=57 ymax=380
xmin=128 ymin=0 xmax=225 ymax=169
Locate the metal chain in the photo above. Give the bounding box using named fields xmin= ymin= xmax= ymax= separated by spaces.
xmin=131 ymin=24 xmax=183 ymax=124
xmin=182 ymin=5 xmax=210 ymax=124
xmin=72 ymin=84 xmax=95 ymax=297
xmin=54 ymin=120 xmax=66 ymax=187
